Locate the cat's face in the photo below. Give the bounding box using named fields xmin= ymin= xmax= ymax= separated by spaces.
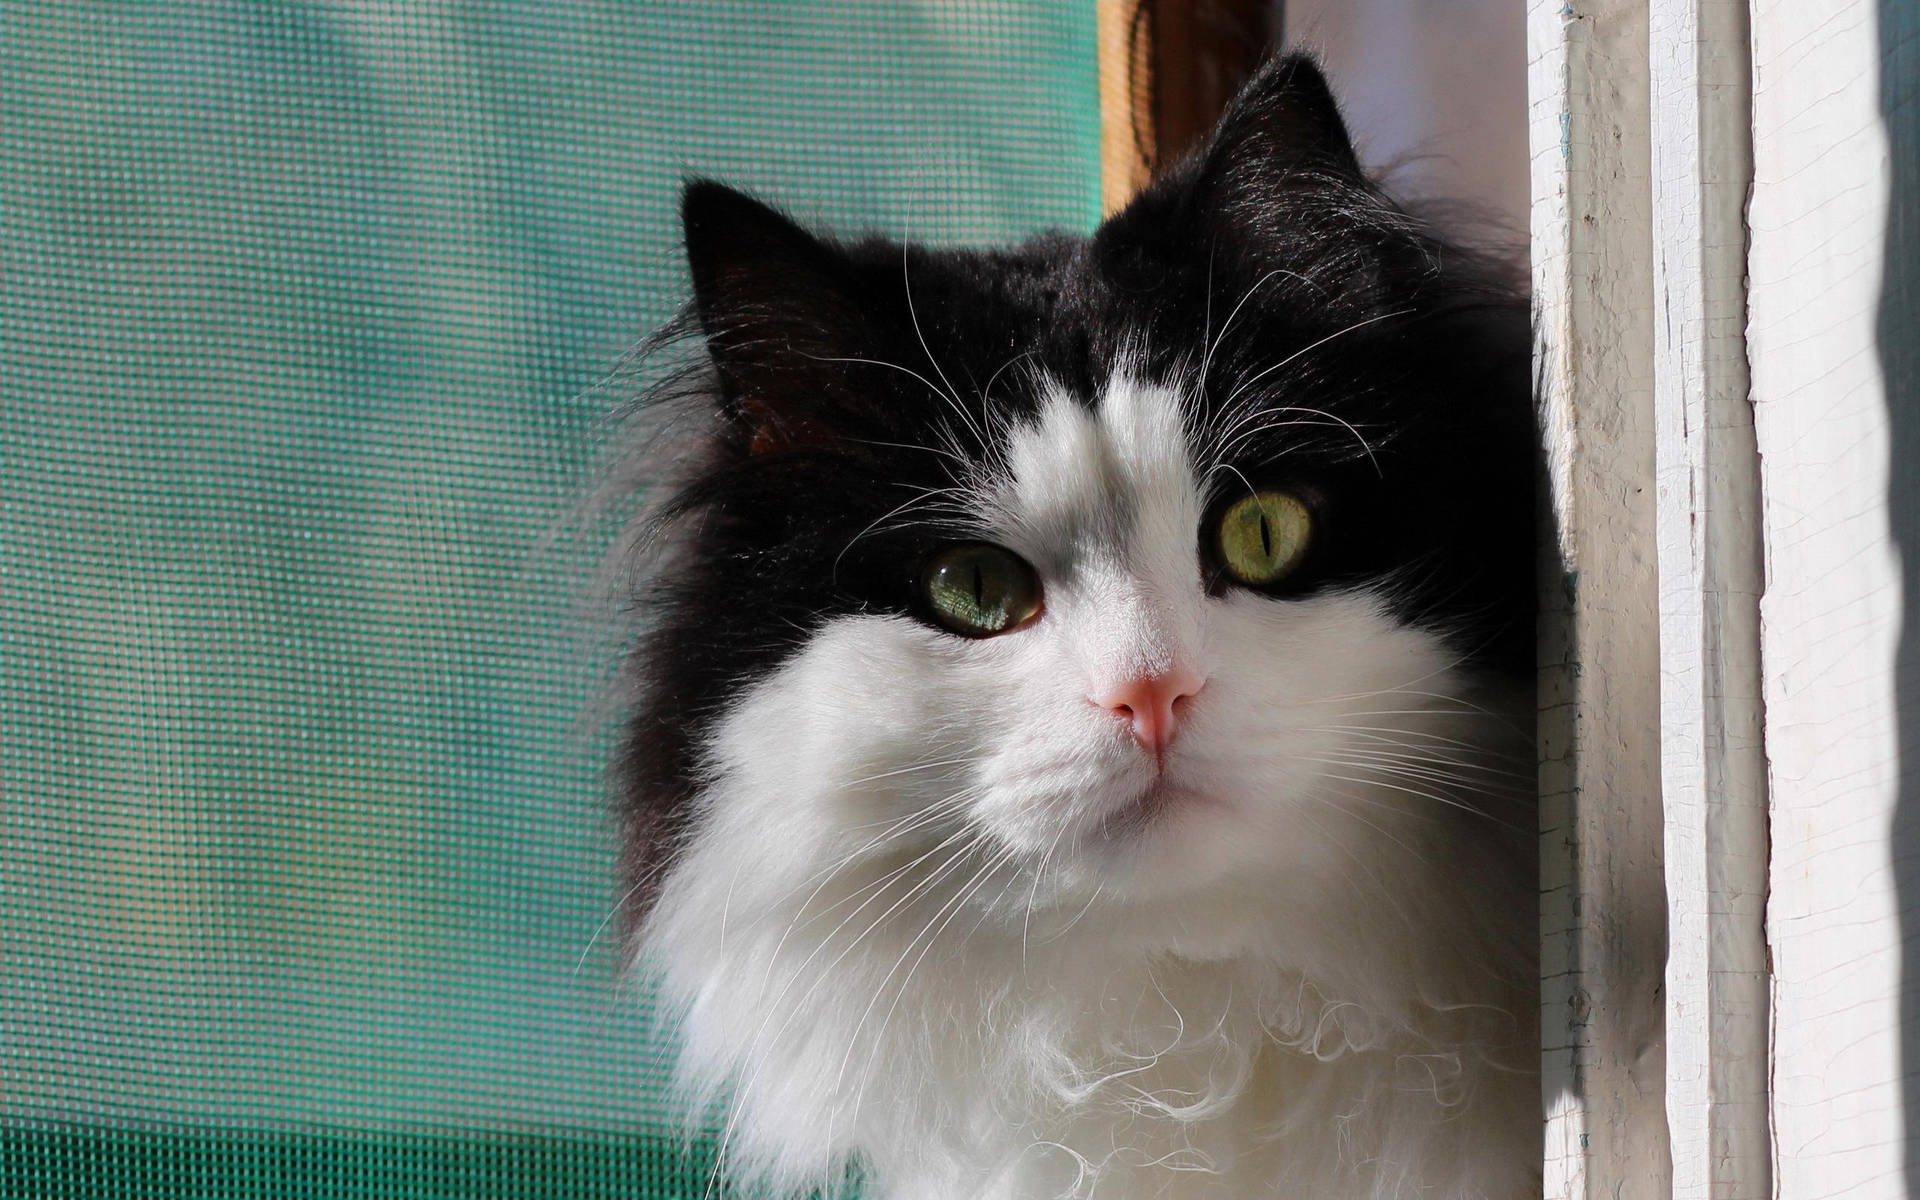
xmin=619 ymin=57 xmax=1532 ymax=940
xmin=694 ymin=370 xmax=1485 ymax=920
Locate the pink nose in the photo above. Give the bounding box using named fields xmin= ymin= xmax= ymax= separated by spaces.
xmin=1094 ymin=668 xmax=1205 ymax=756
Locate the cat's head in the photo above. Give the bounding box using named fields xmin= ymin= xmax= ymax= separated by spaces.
xmin=616 ymin=55 xmax=1532 ymax=947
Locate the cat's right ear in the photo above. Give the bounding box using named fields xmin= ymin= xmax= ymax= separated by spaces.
xmin=681 ymin=181 xmax=868 ymax=455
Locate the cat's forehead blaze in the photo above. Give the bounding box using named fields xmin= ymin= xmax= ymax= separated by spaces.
xmin=988 ymin=371 xmax=1203 ymax=585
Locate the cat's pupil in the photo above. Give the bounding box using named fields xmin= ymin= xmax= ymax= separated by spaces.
xmin=1259 ymin=513 xmax=1271 ymax=558
xmin=918 ymin=543 xmax=1043 ymax=637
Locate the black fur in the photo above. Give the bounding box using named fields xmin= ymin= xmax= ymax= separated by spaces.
xmin=613 ymin=53 xmax=1533 ymax=927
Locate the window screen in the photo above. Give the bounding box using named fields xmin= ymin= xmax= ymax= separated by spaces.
xmin=0 ymin=3 xmax=1101 ymax=1194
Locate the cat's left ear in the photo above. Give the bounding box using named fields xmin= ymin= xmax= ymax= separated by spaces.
xmin=1188 ymin=53 xmax=1366 ymax=219
xmin=1098 ymin=55 xmax=1396 ymax=299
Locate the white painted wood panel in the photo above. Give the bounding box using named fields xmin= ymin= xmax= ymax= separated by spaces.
xmin=1529 ymin=1 xmax=1672 ymax=1194
xmin=1647 ymin=1 xmax=1771 ymax=1196
xmin=1749 ymin=1 xmax=1907 ymax=1195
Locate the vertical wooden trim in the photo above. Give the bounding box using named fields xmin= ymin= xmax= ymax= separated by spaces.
xmin=1647 ymin=1 xmax=1771 ymax=1196
xmin=1095 ymin=0 xmax=1278 ymax=215
xmin=1147 ymin=0 xmax=1274 ymax=166
xmin=1529 ymin=0 xmax=1673 ymax=1194
xmin=1095 ymin=0 xmax=1154 ymax=214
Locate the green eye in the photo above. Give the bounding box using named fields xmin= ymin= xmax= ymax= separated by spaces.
xmin=1216 ymin=490 xmax=1313 ymax=586
xmin=921 ymin=543 xmax=1043 ymax=637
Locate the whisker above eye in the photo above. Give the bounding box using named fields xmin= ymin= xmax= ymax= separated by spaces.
xmin=979 ymin=348 xmax=1038 ymax=405
xmin=901 ymin=242 xmax=968 ymax=416
xmin=829 ymin=483 xmax=975 ymax=583
xmin=1203 ymin=306 xmax=1416 ymax=471
xmin=1213 ymin=403 xmax=1384 ymax=476
xmin=1200 ymin=267 xmax=1295 ymax=387
xmin=1210 ymin=414 xmax=1382 ymax=468
xmin=843 ymin=434 xmax=971 ymax=466
xmin=801 ymin=348 xmax=988 ymax=449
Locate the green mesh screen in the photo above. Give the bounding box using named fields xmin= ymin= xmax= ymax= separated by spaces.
xmin=0 ymin=3 xmax=1100 ymax=1194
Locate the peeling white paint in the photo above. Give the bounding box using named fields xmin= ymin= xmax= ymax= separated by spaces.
xmin=1649 ymin=1 xmax=1772 ymax=1196
xmin=1749 ymin=2 xmax=1907 ymax=1195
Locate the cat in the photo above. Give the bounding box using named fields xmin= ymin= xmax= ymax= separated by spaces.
xmin=612 ymin=53 xmax=1538 ymax=1200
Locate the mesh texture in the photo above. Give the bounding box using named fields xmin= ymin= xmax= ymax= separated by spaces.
xmin=0 ymin=2 xmax=1101 ymax=1193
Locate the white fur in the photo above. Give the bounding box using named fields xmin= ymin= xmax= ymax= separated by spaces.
xmin=641 ymin=372 xmax=1536 ymax=1199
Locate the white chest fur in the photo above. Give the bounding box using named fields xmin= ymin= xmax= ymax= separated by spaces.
xmin=647 ymin=810 xmax=1535 ymax=1200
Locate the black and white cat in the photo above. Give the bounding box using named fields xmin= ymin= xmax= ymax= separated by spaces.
xmin=615 ymin=54 xmax=1538 ymax=1200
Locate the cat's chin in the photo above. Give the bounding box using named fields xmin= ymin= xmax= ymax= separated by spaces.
xmin=1082 ymin=773 xmax=1233 ymax=849
xmin=1047 ymin=776 xmax=1261 ymax=905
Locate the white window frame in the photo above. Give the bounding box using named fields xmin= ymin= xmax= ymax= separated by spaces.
xmin=1534 ymin=0 xmax=1908 ymax=1195
xmin=1530 ymin=1 xmax=1678 ymax=1191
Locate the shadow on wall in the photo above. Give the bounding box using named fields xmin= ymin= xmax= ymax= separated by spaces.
xmin=1883 ymin=0 xmax=1920 ymax=1188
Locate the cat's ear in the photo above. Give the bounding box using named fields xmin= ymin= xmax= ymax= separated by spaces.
xmin=1096 ymin=55 xmax=1372 ymax=254
xmin=681 ymin=181 xmax=868 ymax=455
xmin=1098 ymin=55 xmax=1396 ymax=302
xmin=1190 ymin=53 xmax=1366 ymax=216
